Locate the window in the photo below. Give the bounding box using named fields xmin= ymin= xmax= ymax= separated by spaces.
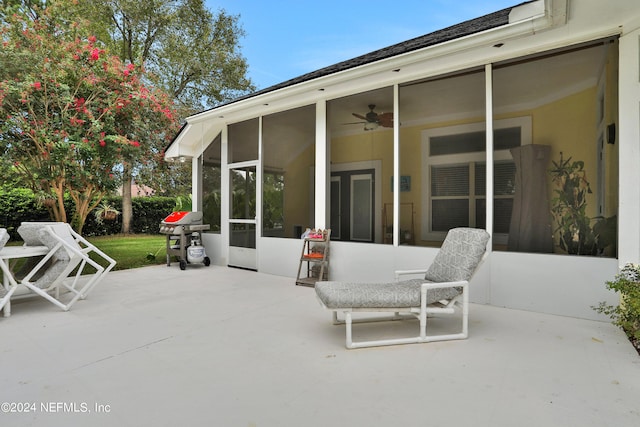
xmin=422 ymin=117 xmax=531 ymax=242
xmin=202 ymin=134 xmax=222 ymax=233
xmin=328 ymin=87 xmax=393 ymax=244
xmin=262 ymin=105 xmax=315 ymax=238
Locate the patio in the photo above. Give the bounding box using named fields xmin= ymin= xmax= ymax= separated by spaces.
xmin=1 ymin=264 xmax=639 ymax=427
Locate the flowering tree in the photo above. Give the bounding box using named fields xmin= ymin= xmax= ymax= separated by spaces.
xmin=0 ymin=5 xmax=178 ymax=232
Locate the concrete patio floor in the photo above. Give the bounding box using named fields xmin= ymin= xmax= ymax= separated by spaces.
xmin=1 ymin=264 xmax=639 ymax=427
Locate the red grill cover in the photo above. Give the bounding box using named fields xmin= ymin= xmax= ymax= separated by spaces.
xmin=163 ymin=211 xmax=190 ymax=224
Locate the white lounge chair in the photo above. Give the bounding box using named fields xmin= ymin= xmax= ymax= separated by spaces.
xmin=17 ymin=222 xmax=116 ymax=311
xmin=315 ymin=227 xmax=490 ymax=349
xmin=0 ymin=228 xmax=19 ymax=316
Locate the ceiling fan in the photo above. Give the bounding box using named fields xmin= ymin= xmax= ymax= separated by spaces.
xmin=347 ymin=104 xmax=394 ymax=130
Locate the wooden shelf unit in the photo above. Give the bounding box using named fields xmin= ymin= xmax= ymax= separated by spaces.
xmin=295 ymin=229 xmax=330 ymax=287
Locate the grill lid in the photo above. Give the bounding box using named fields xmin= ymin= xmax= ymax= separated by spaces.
xmin=162 ymin=211 xmax=203 ymax=225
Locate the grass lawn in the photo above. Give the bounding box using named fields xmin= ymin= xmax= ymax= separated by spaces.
xmin=88 ymin=234 xmax=168 ymax=271
xmin=0 ymin=234 xmax=169 ymax=283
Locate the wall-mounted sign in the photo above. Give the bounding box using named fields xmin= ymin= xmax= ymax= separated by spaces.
xmin=391 ymin=176 xmax=411 ymax=192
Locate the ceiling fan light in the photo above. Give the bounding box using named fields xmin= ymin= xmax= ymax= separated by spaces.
xmin=364 ymin=122 xmax=378 ymax=131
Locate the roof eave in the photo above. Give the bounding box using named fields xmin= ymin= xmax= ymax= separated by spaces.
xmin=165 ymin=0 xmax=563 ymax=159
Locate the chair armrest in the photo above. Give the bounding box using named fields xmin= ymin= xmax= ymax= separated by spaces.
xmin=394 ymin=269 xmax=428 ymax=280
xmin=421 ymin=280 xmax=468 ymax=290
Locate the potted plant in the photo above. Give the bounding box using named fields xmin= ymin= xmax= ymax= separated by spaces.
xmin=549 ymin=152 xmax=616 ymax=255
xmin=94 ymin=202 xmax=120 ymax=223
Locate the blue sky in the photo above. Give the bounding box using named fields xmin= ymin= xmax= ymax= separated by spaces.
xmin=205 ymin=1 xmax=521 ymax=90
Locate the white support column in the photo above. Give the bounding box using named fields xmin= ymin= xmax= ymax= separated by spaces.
xmin=393 ymin=84 xmax=400 ymax=246
xmin=190 ymin=122 xmax=204 ymax=212
xmin=256 ymin=116 xmax=263 ymax=261
xmin=618 ymin=29 xmax=640 ymax=265
xmin=220 ymin=126 xmax=230 ymax=265
xmin=191 ymin=155 xmax=200 ymax=211
xmin=485 ymin=64 xmax=494 ymax=249
xmin=315 ymin=100 xmax=328 ymax=229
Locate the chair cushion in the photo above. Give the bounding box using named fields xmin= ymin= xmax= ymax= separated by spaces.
xmin=315 ymin=279 xmax=460 ymax=309
xmin=424 ymin=228 xmax=489 ymax=282
xmin=0 ymin=228 xmax=9 ymax=250
xmin=37 ymin=225 xmax=71 ymax=262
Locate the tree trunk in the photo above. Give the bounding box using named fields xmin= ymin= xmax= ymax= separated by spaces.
xmin=52 ymin=181 xmax=67 ymax=223
xmin=121 ymin=166 xmax=133 ymax=234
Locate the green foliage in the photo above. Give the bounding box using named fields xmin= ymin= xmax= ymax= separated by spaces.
xmin=75 ymin=0 xmax=255 ymax=112
xmin=202 ymin=162 xmax=220 ymax=232
xmin=594 ymin=263 xmax=640 ymax=342
xmin=549 ymin=152 xmax=616 ymax=255
xmin=0 ymin=3 xmax=179 ymax=233
xmin=263 ymin=172 xmax=284 ymax=231
xmin=173 ymin=194 xmax=192 ymax=212
xmin=81 ymin=196 xmax=177 ymax=236
xmin=0 ymin=187 xmax=50 ymax=238
xmin=0 ymin=189 xmax=176 ymax=238
xmin=93 ymin=202 xmax=120 ymax=224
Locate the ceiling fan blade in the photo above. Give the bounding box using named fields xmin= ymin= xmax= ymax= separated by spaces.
xmin=352 ymin=113 xmax=368 ymax=121
xmin=378 ymin=112 xmax=394 ymax=127
xmin=342 ymin=121 xmax=366 ymax=125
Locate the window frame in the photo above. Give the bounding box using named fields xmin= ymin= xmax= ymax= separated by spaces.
xmin=421 ymin=116 xmax=532 ymax=243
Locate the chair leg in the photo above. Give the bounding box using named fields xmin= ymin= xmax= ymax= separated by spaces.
xmin=461 ymin=290 xmax=469 ymax=339
xmin=345 ymin=312 xmax=354 ymax=349
xmin=23 ymin=284 xmax=71 ymax=311
xmin=419 ymin=307 xmax=427 ymax=340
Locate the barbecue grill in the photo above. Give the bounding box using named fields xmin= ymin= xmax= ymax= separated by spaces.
xmin=159 ymin=211 xmax=210 ymax=270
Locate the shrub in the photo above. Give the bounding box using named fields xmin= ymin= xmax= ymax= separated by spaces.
xmin=0 ymin=190 xmax=177 ymax=238
xmin=80 ymin=196 xmax=177 ymax=236
xmin=594 ymin=263 xmax=640 ymax=344
xmin=0 ymin=188 xmax=50 ymax=239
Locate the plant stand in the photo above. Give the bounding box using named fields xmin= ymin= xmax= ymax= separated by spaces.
xmin=296 ymin=229 xmax=330 ymax=287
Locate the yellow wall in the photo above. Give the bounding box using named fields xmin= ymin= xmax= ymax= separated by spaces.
xmin=281 ymin=144 xmax=315 ymax=236
xmin=279 ymin=44 xmax=619 ymax=249
xmin=327 ymin=86 xmax=612 ymax=250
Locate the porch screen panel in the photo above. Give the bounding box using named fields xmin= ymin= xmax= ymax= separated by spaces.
xmin=262 ymin=105 xmax=315 ymax=238
xmin=330 ymin=177 xmax=341 ymax=240
xmin=230 ymin=167 xmax=256 ymax=220
xmin=475 ymin=162 xmax=516 ymax=234
xmin=430 ymin=164 xmax=470 ymax=231
xmin=327 ymin=86 xmax=393 ymax=244
xmin=228 ymin=118 xmax=258 ymax=164
xmin=202 ymin=133 xmax=222 ymax=233
xmin=350 ymin=174 xmax=373 ymax=241
xmin=400 ymin=67 xmax=486 ymax=245
xmin=491 ymin=41 xmax=618 ymax=255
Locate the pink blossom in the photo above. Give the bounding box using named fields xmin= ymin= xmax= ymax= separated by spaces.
xmin=33 ymin=81 xmax=41 ymax=90
xmin=99 ymin=140 xmax=106 ymax=147
xmin=88 ymin=35 xmax=97 ymax=44
xmin=90 ymin=48 xmax=100 ymax=61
